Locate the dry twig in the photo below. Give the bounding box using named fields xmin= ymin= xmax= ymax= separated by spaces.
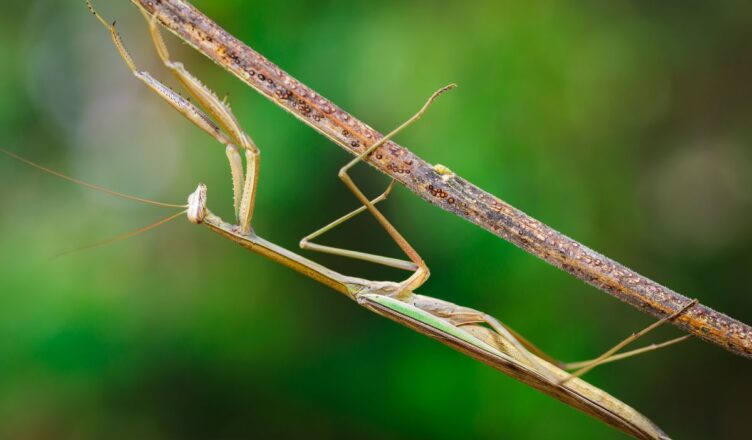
xmin=134 ymin=0 xmax=752 ymax=359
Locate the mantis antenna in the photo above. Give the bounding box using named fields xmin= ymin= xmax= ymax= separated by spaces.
xmin=0 ymin=147 xmax=186 ymax=209
xmin=0 ymin=147 xmax=188 ymax=254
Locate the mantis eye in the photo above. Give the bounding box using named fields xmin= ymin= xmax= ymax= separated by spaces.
xmin=187 ymin=183 xmax=208 ymax=224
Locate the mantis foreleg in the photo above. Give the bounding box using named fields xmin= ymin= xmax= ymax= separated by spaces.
xmin=87 ymin=0 xmax=258 ymax=226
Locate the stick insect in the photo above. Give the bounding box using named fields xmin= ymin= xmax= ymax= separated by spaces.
xmin=5 ymin=2 xmax=701 ymax=438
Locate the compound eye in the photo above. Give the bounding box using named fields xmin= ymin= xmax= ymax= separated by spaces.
xmin=187 ymin=183 xmax=207 ymax=224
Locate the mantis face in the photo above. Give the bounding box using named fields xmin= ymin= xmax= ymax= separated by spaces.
xmin=187 ymin=183 xmax=208 ymax=225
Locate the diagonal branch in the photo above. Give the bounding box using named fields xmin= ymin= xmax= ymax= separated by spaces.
xmin=134 ymin=0 xmax=752 ymax=359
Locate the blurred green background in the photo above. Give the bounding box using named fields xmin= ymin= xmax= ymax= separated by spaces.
xmin=0 ymin=0 xmax=750 ymax=438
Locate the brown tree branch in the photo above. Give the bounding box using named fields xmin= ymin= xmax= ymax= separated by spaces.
xmin=134 ymin=0 xmax=752 ymax=359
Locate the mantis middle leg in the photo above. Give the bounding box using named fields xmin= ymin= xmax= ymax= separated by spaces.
xmin=299 ymin=85 xmax=456 ymax=293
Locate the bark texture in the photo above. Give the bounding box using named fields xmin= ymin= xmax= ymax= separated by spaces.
xmin=134 ymin=0 xmax=752 ymax=359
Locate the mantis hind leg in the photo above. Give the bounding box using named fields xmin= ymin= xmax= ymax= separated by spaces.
xmin=559 ymin=299 xmax=698 ymax=384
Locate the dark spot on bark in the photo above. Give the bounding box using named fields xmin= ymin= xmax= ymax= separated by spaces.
xmin=276 ymin=88 xmax=292 ymax=100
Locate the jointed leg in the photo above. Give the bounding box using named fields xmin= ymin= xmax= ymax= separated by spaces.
xmin=225 ymin=145 xmax=245 ymax=221
xmin=299 ymin=180 xmax=419 ymax=271
xmin=139 ymin=7 xmax=255 ymax=151
xmin=562 ymin=335 xmax=692 ymax=370
xmin=138 ymin=6 xmax=261 ymax=230
xmin=336 ymin=85 xmax=456 ymax=293
xmin=87 ymin=1 xmax=259 ymax=229
xmin=559 ymin=299 xmax=698 ymax=384
xmin=87 ymin=2 xmax=236 ymax=155
xmin=138 ymin=7 xmax=262 ymax=227
xmin=297 ymin=85 xmax=454 ymax=283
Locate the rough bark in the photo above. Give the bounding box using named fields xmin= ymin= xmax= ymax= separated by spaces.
xmin=134 ymin=0 xmax=752 ymax=359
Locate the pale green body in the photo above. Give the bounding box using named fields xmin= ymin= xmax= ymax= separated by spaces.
xmin=360 ymin=293 xmax=512 ymax=359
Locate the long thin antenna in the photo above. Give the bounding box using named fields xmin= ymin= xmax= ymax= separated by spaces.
xmin=1 ymin=148 xmax=186 ymax=209
xmin=54 ymin=210 xmax=186 ymax=258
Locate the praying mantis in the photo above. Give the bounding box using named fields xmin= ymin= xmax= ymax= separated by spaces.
xmin=2 ymin=1 xmax=705 ymax=438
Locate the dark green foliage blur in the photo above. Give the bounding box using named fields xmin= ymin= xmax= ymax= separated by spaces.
xmin=0 ymin=1 xmax=750 ymax=438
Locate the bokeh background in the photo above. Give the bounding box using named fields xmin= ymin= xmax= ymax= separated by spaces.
xmin=0 ymin=0 xmax=750 ymax=438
